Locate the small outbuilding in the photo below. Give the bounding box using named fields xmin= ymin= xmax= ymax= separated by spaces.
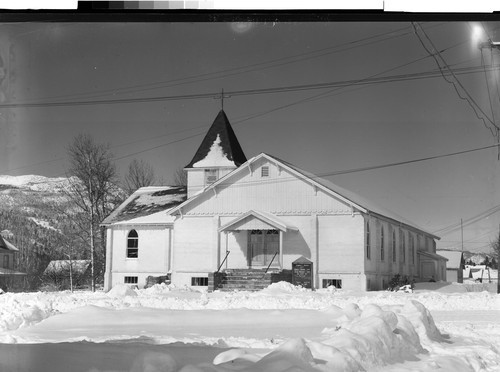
xmin=43 ymin=260 xmax=91 ymax=290
xmin=0 ymin=234 xmax=27 ymax=291
xmin=437 ymin=250 xmax=464 ymax=283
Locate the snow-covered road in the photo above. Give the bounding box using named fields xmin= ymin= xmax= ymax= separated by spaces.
xmin=1 ymin=282 xmax=499 ymax=371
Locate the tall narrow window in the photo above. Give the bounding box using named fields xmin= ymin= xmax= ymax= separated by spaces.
xmin=366 ymin=221 xmax=371 ymax=260
xmin=410 ymin=234 xmax=415 ymax=265
xmin=261 ymin=166 xmax=269 ymax=177
xmin=204 ymin=169 xmax=218 ymax=185
xmin=400 ymin=230 xmax=406 ymax=263
xmin=3 ymin=255 xmax=9 ymax=269
xmin=380 ymin=226 xmax=385 ymax=261
xmin=127 ymin=230 xmax=139 ymax=258
xmin=392 ymin=229 xmax=397 ymax=263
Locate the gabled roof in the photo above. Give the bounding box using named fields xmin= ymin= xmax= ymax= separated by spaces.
xmin=0 ymin=235 xmax=17 ymax=251
xmin=219 ymin=210 xmax=298 ymax=232
xmin=101 ymin=186 xmax=187 ymax=225
xmin=170 ymin=152 xmax=440 ymax=240
xmin=185 ymin=110 xmax=247 ymax=168
xmin=437 ymin=250 xmax=464 ymax=269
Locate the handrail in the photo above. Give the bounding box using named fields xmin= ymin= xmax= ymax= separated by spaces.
xmin=262 ymin=252 xmax=279 ymax=278
xmin=217 ymin=251 xmax=230 ymax=273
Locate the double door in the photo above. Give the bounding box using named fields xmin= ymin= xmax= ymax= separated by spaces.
xmin=248 ymin=229 xmax=279 ymax=267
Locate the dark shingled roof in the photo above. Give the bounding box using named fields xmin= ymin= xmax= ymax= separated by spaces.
xmin=185 ymin=110 xmax=247 ymax=168
xmin=102 ymin=186 xmax=187 ymax=225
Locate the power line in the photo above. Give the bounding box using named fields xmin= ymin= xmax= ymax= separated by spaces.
xmin=2 ymin=63 xmax=497 ymax=110
xmin=413 ymin=22 xmax=499 ymax=135
xmin=21 ymin=23 xmax=435 ymax=104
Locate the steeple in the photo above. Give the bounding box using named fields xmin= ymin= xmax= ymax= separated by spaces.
xmin=186 ymin=110 xmax=247 ymax=169
xmin=185 ymin=110 xmax=247 ymax=197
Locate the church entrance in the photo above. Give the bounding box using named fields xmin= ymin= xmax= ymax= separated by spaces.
xmin=248 ymin=229 xmax=279 ymax=267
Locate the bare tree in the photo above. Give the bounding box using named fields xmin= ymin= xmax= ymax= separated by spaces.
xmin=124 ymin=158 xmax=156 ymax=195
xmin=173 ymin=166 xmax=187 ymax=187
xmin=492 ymin=228 xmax=500 ymax=293
xmin=64 ymin=134 xmax=121 ymax=291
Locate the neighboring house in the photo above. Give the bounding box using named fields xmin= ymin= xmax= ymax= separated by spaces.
xmin=43 ymin=260 xmax=91 ymax=289
xmin=103 ymin=109 xmax=445 ymax=291
xmin=0 ymin=234 xmax=27 ymax=291
xmin=437 ymin=250 xmax=464 ymax=283
xmin=464 ymin=264 xmax=491 ymax=283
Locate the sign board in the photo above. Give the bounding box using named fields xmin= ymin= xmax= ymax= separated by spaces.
xmin=292 ymin=256 xmax=313 ymax=289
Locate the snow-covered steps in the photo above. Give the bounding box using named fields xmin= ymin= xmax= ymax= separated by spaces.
xmin=216 ymin=269 xmax=291 ymax=292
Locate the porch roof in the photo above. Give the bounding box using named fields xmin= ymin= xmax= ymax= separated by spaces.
xmin=219 ymin=210 xmax=298 ymax=232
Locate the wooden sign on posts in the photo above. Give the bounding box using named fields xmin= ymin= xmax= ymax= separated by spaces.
xmin=292 ymin=256 xmax=313 ymax=289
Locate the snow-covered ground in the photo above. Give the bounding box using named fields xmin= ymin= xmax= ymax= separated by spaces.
xmin=1 ymin=282 xmax=500 ymax=371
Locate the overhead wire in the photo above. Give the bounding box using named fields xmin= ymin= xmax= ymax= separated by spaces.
xmin=22 ymin=23 xmax=440 ymax=104
xmin=412 ymin=22 xmax=499 ymax=137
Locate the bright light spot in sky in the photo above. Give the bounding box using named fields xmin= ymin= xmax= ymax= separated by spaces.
xmin=230 ymin=22 xmax=254 ymax=34
xmin=472 ymin=23 xmax=484 ymax=44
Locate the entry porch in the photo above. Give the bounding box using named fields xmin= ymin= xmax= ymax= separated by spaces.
xmin=217 ymin=210 xmax=299 ymax=271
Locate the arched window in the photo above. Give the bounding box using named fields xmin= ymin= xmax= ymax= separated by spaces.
xmin=366 ymin=221 xmax=371 ymax=260
xmin=127 ymin=230 xmax=139 ymax=258
xmin=392 ymin=229 xmax=397 ymax=263
xmin=380 ymin=226 xmax=385 ymax=261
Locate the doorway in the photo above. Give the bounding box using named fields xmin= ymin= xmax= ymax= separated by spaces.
xmin=248 ymin=229 xmax=279 ymax=267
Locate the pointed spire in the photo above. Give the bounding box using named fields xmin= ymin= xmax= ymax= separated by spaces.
xmin=185 ymin=110 xmax=247 ymax=168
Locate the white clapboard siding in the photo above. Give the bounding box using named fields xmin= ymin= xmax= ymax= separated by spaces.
xmin=183 ymin=157 xmax=353 ymax=216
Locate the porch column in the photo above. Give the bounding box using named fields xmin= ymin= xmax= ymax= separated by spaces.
xmin=279 ymin=230 xmax=283 ymax=269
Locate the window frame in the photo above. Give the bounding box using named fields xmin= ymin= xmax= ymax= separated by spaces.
xmin=204 ymin=169 xmax=218 ymax=186
xmin=3 ymin=255 xmax=9 ymax=269
xmin=191 ymin=277 xmax=209 ymax=286
xmin=380 ymin=226 xmax=385 ymax=261
xmin=127 ymin=230 xmax=139 ymax=259
xmin=366 ymin=221 xmax=371 ymax=260
xmin=392 ymin=228 xmax=397 ymax=263
xmin=124 ymin=276 xmax=138 ymax=284
xmin=322 ymin=279 xmax=342 ymax=289
xmin=261 ymin=166 xmax=269 ymax=177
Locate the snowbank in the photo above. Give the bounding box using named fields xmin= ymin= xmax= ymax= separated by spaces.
xmin=1 ymin=283 xmax=500 ymax=371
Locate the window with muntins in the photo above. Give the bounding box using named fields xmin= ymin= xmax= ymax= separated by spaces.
xmin=366 ymin=221 xmax=371 ymax=259
xmin=191 ymin=277 xmax=208 ymax=286
xmin=323 ymin=279 xmax=342 ymax=289
xmin=261 ymin=166 xmax=269 ymax=177
xmin=127 ymin=230 xmax=139 ymax=258
xmin=124 ymin=276 xmax=138 ymax=284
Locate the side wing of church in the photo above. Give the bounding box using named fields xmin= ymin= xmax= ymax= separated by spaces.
xmin=102 ymin=110 xmax=445 ymax=291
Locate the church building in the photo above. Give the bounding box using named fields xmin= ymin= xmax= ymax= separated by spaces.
xmin=102 ymin=110 xmax=446 ymax=291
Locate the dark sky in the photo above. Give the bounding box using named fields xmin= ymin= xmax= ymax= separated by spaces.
xmin=0 ymin=20 xmax=499 ymax=253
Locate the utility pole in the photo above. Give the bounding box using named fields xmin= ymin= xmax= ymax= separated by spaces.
xmin=461 ymin=218 xmax=464 ymax=252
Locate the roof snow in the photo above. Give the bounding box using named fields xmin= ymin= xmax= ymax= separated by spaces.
xmin=185 ymin=110 xmax=247 ymax=168
xmin=192 ymin=134 xmax=237 ymax=167
xmin=44 ymin=260 xmax=91 ymax=275
xmin=0 ymin=235 xmax=17 ymax=251
xmin=102 ymin=186 xmax=187 ymax=225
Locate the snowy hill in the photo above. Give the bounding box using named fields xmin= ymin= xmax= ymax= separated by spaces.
xmin=0 ymin=175 xmax=74 ymax=193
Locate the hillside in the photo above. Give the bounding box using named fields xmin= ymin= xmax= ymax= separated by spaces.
xmin=0 ymin=175 xmax=124 ymax=290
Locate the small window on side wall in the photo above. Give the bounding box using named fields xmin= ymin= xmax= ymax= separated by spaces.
xmin=191 ymin=277 xmax=208 ymax=286
xmin=124 ymin=276 xmax=138 ymax=284
xmin=261 ymin=166 xmax=269 ymax=177
xmin=127 ymin=230 xmax=139 ymax=258
xmin=323 ymin=279 xmax=342 ymax=289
